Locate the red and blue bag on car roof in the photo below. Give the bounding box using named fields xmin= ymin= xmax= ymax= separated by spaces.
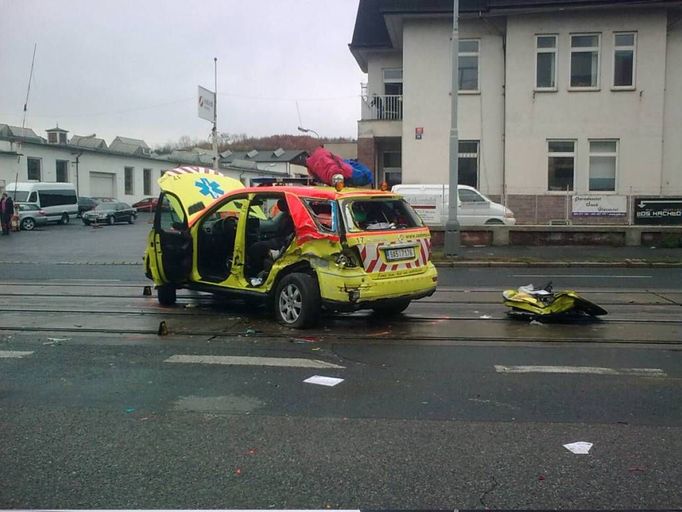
xmin=305 ymin=147 xmax=373 ymax=186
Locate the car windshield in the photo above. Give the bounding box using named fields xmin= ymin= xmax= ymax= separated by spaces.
xmin=10 ymin=191 xmax=30 ymax=202
xmin=93 ymin=203 xmax=116 ymax=211
xmin=341 ymin=197 xmax=423 ymax=232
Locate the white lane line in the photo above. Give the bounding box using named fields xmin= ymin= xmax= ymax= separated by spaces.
xmin=165 ymin=355 xmax=344 ymax=369
xmin=512 ymin=274 xmax=652 ymax=279
xmin=0 ymin=350 xmax=34 ymax=358
xmin=495 ymin=365 xmax=667 ymax=377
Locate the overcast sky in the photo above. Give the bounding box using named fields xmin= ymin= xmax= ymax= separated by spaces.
xmin=0 ymin=0 xmax=365 ymax=147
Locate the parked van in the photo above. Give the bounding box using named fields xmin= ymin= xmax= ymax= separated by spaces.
xmin=392 ymin=184 xmax=516 ymax=226
xmin=7 ymin=182 xmax=78 ymax=224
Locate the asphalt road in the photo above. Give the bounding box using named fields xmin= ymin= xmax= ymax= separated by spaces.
xmin=1 ymin=215 xmax=681 ymax=509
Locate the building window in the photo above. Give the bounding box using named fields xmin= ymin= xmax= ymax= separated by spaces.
xmin=570 ymin=34 xmax=600 ymax=88
xmin=383 ymin=68 xmax=403 ymax=95
xmin=459 ymin=39 xmax=479 ymax=92
xmin=124 ymin=167 xmax=134 ymax=195
xmin=143 ymin=168 xmax=152 ymax=195
xmin=56 ymin=160 xmax=69 ymax=182
xmin=48 ymin=132 xmax=58 ymax=144
xmin=613 ymin=32 xmax=636 ymax=88
xmin=458 ymin=140 xmax=479 ymax=188
xmin=27 ymin=157 xmax=41 ymax=181
xmin=589 ymin=140 xmax=618 ymax=191
xmin=535 ymin=35 xmax=557 ymax=90
xmin=547 ymin=140 xmax=575 ymax=191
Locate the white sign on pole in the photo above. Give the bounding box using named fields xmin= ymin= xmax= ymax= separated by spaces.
xmin=572 ymin=195 xmax=627 ymax=216
xmin=197 ymin=85 xmax=215 ymax=122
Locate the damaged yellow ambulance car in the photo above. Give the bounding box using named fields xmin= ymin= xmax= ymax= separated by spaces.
xmin=144 ymin=167 xmax=438 ymax=328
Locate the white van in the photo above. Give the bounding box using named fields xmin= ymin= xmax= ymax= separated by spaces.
xmin=7 ymin=182 xmax=78 ymax=224
xmin=392 ymin=184 xmax=516 ymax=226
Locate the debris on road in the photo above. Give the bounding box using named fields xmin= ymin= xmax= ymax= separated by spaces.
xmin=303 ymin=375 xmax=344 ymax=387
xmin=479 ymin=314 xmax=492 ymax=319
xmin=290 ymin=336 xmax=321 ymax=344
xmin=563 ymin=441 xmax=593 ymax=454
xmin=125 ymin=407 xmax=136 ymax=414
xmin=44 ymin=337 xmax=70 ymax=345
xmin=157 ymin=321 xmax=169 ymax=336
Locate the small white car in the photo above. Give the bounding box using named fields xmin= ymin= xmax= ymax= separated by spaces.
xmin=391 ymin=184 xmax=516 ymax=226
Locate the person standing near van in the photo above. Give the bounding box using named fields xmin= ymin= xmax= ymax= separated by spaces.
xmin=1 ymin=192 xmax=14 ymax=235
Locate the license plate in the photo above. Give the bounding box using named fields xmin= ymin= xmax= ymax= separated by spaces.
xmin=385 ymin=247 xmax=414 ymax=261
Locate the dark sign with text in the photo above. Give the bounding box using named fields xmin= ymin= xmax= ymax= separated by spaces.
xmin=634 ymin=197 xmax=682 ymax=225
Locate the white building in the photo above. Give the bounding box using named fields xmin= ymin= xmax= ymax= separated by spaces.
xmin=350 ymin=0 xmax=682 ymax=224
xmin=0 ymin=124 xmax=308 ymax=202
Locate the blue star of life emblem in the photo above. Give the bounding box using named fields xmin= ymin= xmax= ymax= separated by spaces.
xmin=195 ymin=177 xmax=224 ymax=199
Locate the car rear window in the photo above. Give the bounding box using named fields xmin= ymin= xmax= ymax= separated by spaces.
xmin=341 ymin=197 xmax=423 ymax=233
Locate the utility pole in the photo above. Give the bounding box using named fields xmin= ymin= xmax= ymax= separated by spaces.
xmin=444 ymin=0 xmax=460 ymax=256
xmin=212 ymin=57 xmax=219 ymax=171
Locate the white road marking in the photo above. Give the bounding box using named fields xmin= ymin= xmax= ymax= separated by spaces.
xmin=0 ymin=350 xmax=34 ymax=358
xmin=303 ymin=375 xmax=344 ymax=387
xmin=512 ymin=274 xmax=652 ymax=279
xmin=165 ymin=354 xmax=344 ymax=369
xmin=495 ymin=365 xmax=667 ymax=377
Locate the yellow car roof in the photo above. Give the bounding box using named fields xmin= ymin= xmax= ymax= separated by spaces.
xmin=159 ymin=166 xmax=245 ymax=223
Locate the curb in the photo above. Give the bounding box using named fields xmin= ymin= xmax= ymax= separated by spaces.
xmin=432 ymin=260 xmax=682 ymax=268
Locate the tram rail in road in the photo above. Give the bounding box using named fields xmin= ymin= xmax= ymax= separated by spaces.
xmin=0 ymin=280 xmax=680 ymax=345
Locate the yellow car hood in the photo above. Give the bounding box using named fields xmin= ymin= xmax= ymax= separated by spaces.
xmin=159 ymin=166 xmax=244 ymax=223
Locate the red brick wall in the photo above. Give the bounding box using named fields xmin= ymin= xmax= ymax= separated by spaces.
xmin=356 ymin=138 xmax=376 ymax=176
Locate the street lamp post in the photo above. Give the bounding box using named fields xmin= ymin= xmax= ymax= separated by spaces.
xmin=444 ymin=0 xmax=461 ymax=256
xmin=297 ymin=126 xmax=320 ymax=139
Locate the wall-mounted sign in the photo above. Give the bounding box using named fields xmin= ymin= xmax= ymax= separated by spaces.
xmin=634 ymin=197 xmax=682 ymax=225
xmin=572 ymin=195 xmax=627 ymax=216
xmin=415 ymin=127 xmax=424 ymax=140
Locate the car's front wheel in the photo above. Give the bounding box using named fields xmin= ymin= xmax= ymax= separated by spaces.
xmin=58 ymin=213 xmax=70 ymax=225
xmin=157 ymin=284 xmax=177 ymax=306
xmin=128 ymin=215 xmax=135 ymax=224
xmin=274 ymin=272 xmax=320 ymax=328
xmin=20 ymin=217 xmax=35 ymax=231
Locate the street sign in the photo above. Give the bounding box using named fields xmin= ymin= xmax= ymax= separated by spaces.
xmin=634 ymin=197 xmax=682 ymax=225
xmin=572 ymin=195 xmax=626 ymax=216
xmin=197 ymin=85 xmax=215 ymax=122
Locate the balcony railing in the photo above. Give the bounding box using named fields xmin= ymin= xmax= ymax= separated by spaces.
xmin=361 ymin=94 xmax=403 ymax=121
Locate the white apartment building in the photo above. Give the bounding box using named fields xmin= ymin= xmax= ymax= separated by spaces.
xmin=350 ymin=0 xmax=682 ymax=224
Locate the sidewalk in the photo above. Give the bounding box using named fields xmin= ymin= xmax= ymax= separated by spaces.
xmin=432 ymin=245 xmax=682 ymax=267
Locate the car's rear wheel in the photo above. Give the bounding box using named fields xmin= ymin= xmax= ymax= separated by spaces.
xmin=20 ymin=218 xmax=35 ymax=231
xmin=157 ymin=284 xmax=177 ymax=306
xmin=108 ymin=216 xmax=114 ymax=225
xmin=274 ymin=272 xmax=320 ymax=328
xmin=484 ymin=219 xmax=504 ymax=225
xmin=372 ymin=299 xmax=411 ymax=315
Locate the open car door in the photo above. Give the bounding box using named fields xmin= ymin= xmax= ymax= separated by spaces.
xmin=152 ymin=166 xmax=246 ymax=284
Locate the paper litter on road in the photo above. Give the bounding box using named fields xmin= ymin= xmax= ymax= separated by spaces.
xmin=303 ymin=375 xmax=344 ymax=387
xmin=563 ymin=441 xmax=593 ymax=454
xmin=479 ymin=314 xmax=492 ymax=319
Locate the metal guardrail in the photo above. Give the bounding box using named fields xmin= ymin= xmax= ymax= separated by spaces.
xmin=361 ymin=94 xmax=403 ymax=121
